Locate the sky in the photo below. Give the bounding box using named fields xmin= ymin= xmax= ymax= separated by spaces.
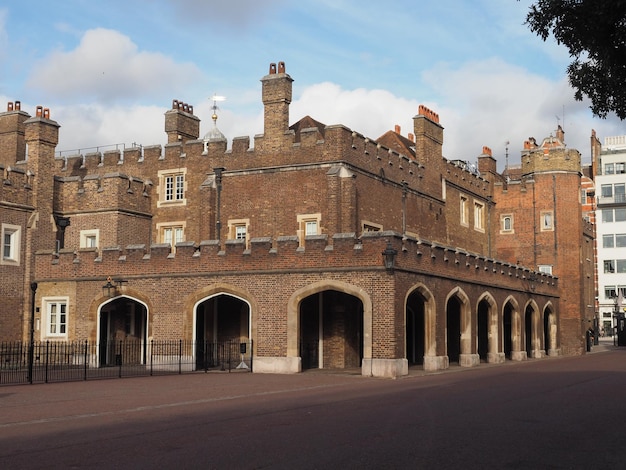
xmin=1 ymin=0 xmax=624 ymax=169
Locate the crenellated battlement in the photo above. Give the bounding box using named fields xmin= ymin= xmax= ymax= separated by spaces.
xmin=53 ymin=172 xmax=152 ymax=214
xmin=35 ymin=231 xmax=557 ymax=295
xmin=0 ymin=163 xmax=34 ymax=206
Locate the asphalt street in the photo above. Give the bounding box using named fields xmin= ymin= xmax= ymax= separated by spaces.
xmin=1 ymin=339 xmax=624 ymax=469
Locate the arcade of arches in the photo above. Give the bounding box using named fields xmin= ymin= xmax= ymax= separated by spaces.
xmin=94 ymin=282 xmax=557 ymax=377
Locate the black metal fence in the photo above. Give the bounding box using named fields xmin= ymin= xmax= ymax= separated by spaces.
xmin=0 ymin=339 xmax=253 ymax=386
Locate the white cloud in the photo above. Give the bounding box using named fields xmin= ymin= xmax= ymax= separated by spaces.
xmin=25 ymin=28 xmax=202 ymax=103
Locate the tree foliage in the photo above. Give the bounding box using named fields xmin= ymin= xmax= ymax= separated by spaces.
xmin=525 ymin=0 xmax=626 ymax=119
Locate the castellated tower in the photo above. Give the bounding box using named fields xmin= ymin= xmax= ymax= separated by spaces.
xmin=493 ymin=127 xmax=593 ymax=355
xmin=259 ymin=61 xmax=293 ymax=151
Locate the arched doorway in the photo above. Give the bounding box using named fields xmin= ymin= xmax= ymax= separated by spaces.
xmin=406 ymin=290 xmax=426 ymax=366
xmin=447 ymin=297 xmax=462 ymax=364
xmin=503 ymin=302 xmax=514 ymax=359
xmin=525 ymin=304 xmax=537 ymax=358
xmin=477 ymin=299 xmax=489 ymax=362
xmin=544 ymin=305 xmax=557 ymax=356
xmin=98 ymin=296 xmax=147 ymax=367
xmin=299 ymin=290 xmax=363 ymax=370
xmin=195 ymin=294 xmax=250 ymax=370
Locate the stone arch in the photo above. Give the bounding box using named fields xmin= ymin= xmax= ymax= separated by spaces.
xmin=543 ymin=301 xmax=558 ymax=356
xmin=524 ymin=299 xmax=542 ymax=358
xmin=287 ymin=280 xmax=372 ymax=361
xmin=183 ymin=283 xmax=258 ymax=344
xmin=445 ymin=287 xmax=477 ymax=367
xmin=89 ymin=288 xmax=153 ymax=343
xmin=502 ymin=295 xmax=524 ymax=361
xmin=95 ymin=293 xmax=151 ymax=367
xmin=476 ymin=292 xmax=503 ymax=364
xmin=405 ymin=283 xmax=440 ymax=370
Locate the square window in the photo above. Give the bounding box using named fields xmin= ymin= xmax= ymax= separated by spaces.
xmin=616 ymin=234 xmax=626 ymax=248
xmin=601 ymin=184 xmax=613 ymax=198
xmin=538 ymin=265 xmax=552 ymax=275
xmin=80 ymin=229 xmax=99 ymax=249
xmin=603 ymin=209 xmax=614 ymax=223
xmin=157 ymin=169 xmax=187 ymax=207
xmin=297 ymin=213 xmax=321 ymax=246
xmin=604 ymin=234 xmax=615 ymax=248
xmin=604 ymin=260 xmax=615 ymax=273
xmin=158 ymin=223 xmax=185 ymax=252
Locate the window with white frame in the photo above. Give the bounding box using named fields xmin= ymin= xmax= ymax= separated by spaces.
xmin=158 ymin=222 xmax=185 ymax=252
xmin=228 ymin=219 xmax=250 ymax=248
xmin=44 ymin=298 xmax=68 ymax=338
xmin=1 ymin=223 xmax=20 ymax=265
xmin=601 ymin=184 xmax=613 ymax=198
xmin=603 ymin=234 xmax=615 ymax=248
xmin=500 ymin=214 xmax=513 ymax=233
xmin=605 ymin=163 xmax=615 ymax=175
xmin=604 ymin=260 xmax=615 ymax=273
xmin=473 ymin=201 xmax=484 ymax=231
xmin=157 ymin=169 xmax=187 ymax=207
xmin=580 ymin=189 xmax=587 ymax=204
xmin=617 ymin=234 xmax=626 ymax=248
xmin=605 ymin=286 xmax=617 ymax=299
xmin=616 ymin=208 xmax=626 ymax=222
xmin=538 ymin=265 xmax=552 ymax=275
xmin=541 ymin=211 xmax=554 ymax=231
xmin=297 ymin=213 xmax=321 ymax=246
xmin=603 ymin=209 xmax=614 ymax=223
xmin=80 ymin=229 xmax=99 ymax=249
xmin=460 ymin=195 xmax=469 ymax=226
xmin=617 ymin=163 xmax=626 ymax=174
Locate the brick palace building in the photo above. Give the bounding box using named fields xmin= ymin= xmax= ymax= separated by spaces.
xmin=0 ymin=62 xmax=595 ymax=377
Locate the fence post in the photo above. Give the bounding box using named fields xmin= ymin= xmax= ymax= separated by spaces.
xmin=150 ymin=339 xmax=153 ymax=376
xmin=45 ymin=341 xmax=50 ymax=383
xmin=83 ymin=340 xmax=88 ymax=380
xmin=178 ymin=339 xmax=182 ymax=375
xmin=118 ymin=340 xmax=122 ymax=378
xmin=27 ymin=282 xmax=37 ymax=384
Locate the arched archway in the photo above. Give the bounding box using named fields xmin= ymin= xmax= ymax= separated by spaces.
xmin=299 ymin=289 xmax=363 ymax=370
xmin=406 ymin=284 xmax=441 ymax=371
xmin=543 ymin=303 xmax=558 ymax=356
xmin=525 ymin=300 xmax=541 ymax=359
xmin=446 ymin=288 xmax=477 ymax=367
xmin=194 ymin=293 xmax=251 ymax=370
xmin=477 ymin=293 xmax=502 ymax=363
xmin=98 ymin=295 xmax=148 ymax=367
xmin=503 ymin=296 xmax=524 ymax=361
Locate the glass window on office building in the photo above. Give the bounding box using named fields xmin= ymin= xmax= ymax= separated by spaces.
xmin=604 ymin=234 xmax=615 ymax=248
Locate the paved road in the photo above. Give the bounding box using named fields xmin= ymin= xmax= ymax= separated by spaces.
xmin=1 ymin=342 xmax=624 ymax=469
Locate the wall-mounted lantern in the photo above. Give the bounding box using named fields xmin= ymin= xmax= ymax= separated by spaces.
xmin=102 ymin=276 xmax=127 ymax=298
xmin=382 ymin=242 xmax=398 ymax=274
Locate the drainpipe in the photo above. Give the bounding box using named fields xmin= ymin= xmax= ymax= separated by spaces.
xmin=214 ymin=167 xmax=225 ymax=242
xmin=28 ymin=282 xmax=37 ymax=384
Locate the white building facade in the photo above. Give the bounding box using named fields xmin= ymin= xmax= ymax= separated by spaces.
xmin=596 ymin=135 xmax=626 ymax=335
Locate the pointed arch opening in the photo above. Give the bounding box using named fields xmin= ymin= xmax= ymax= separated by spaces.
xmin=97 ymin=295 xmax=148 ymax=367
xmin=194 ymin=293 xmax=251 ymax=370
xmin=299 ymin=289 xmax=363 ymax=370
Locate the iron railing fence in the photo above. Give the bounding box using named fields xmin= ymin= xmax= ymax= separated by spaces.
xmin=0 ymin=339 xmax=252 ymax=386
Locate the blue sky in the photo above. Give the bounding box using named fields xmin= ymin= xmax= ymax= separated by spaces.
xmin=1 ymin=0 xmax=624 ymax=166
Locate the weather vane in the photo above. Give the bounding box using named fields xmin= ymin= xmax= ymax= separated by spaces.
xmin=210 ymin=93 xmax=226 ymax=124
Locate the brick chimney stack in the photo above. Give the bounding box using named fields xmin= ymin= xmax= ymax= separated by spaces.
xmin=413 ymin=104 xmax=443 ymax=167
xmin=164 ymin=99 xmax=200 ymax=144
xmin=260 ymin=61 xmax=293 ymax=149
xmin=0 ymin=101 xmax=30 ymax=166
